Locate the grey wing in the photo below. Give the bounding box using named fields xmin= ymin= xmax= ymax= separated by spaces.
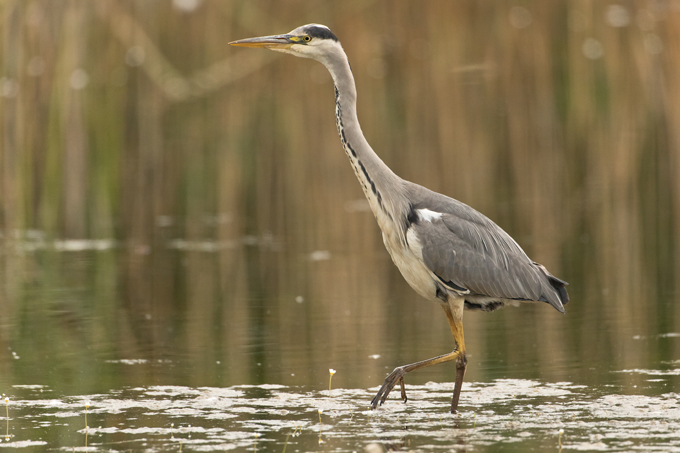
xmin=411 ymin=213 xmax=568 ymax=313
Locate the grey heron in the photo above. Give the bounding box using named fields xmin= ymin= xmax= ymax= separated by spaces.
xmin=230 ymin=24 xmax=569 ymax=414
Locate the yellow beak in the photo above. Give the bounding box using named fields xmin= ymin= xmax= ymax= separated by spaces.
xmin=229 ymin=34 xmax=294 ymax=49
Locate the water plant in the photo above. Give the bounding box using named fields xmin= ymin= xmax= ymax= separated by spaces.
xmin=328 ymin=369 xmax=336 ymax=396
xmin=84 ymin=401 xmax=90 ymax=447
xmin=282 ymin=434 xmax=290 ymax=453
xmin=558 ymin=428 xmax=564 ymax=450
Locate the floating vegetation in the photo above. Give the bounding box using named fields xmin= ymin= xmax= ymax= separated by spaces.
xmin=0 ymin=380 xmax=678 ymax=451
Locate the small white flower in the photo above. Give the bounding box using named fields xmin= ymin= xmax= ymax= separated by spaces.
xmin=329 ymin=369 xmax=336 ymax=375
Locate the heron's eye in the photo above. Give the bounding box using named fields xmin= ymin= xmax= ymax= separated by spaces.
xmin=303 ymin=36 xmax=311 ymax=42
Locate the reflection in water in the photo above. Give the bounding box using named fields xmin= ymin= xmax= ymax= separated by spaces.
xmin=1 ymin=0 xmax=679 ymax=450
xmin=3 ymin=380 xmax=680 ymax=451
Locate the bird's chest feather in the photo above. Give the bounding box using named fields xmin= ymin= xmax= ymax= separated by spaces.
xmin=380 ymin=222 xmax=439 ymax=301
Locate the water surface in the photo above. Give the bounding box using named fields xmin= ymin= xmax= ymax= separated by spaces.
xmin=2 ymin=1 xmax=680 ymax=450
xmin=1 ymin=243 xmax=679 ymax=451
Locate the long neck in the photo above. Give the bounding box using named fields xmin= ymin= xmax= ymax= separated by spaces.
xmin=321 ymin=48 xmax=404 ymax=225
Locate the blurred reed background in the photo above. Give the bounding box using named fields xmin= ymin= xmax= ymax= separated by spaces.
xmin=0 ymin=0 xmax=679 ymax=394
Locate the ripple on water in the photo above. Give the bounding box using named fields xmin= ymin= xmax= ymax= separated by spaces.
xmin=1 ymin=379 xmax=679 ymax=451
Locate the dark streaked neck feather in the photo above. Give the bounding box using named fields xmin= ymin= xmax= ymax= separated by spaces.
xmin=322 ymin=45 xmax=404 ymax=225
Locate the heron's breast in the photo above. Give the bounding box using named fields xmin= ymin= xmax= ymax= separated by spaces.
xmin=381 ymin=225 xmax=438 ymax=300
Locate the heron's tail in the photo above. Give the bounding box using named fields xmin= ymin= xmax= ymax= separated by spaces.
xmin=534 ymin=262 xmax=569 ymax=313
xmin=548 ymin=275 xmax=569 ymax=306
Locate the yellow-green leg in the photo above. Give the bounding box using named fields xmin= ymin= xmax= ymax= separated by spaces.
xmin=370 ymin=298 xmax=467 ymax=414
xmin=444 ymin=300 xmax=467 ymax=413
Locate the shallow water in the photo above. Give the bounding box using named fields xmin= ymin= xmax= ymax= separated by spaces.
xmin=3 ymin=379 xmax=680 ymax=451
xmin=1 ymin=239 xmax=680 ymax=451
xmin=3 ymin=1 xmax=680 ymax=450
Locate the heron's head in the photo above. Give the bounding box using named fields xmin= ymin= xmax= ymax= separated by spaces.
xmin=229 ymin=24 xmax=341 ymax=63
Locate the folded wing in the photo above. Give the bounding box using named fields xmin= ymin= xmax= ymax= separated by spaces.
xmin=408 ymin=198 xmax=568 ymax=313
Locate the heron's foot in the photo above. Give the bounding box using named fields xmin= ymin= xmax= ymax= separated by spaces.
xmin=370 ymin=366 xmax=408 ymax=409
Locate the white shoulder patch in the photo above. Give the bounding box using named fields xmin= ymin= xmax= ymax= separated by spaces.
xmin=417 ymin=208 xmax=443 ymax=223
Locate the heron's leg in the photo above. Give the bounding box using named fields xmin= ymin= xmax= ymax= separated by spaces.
xmin=444 ymin=299 xmax=467 ymax=414
xmin=370 ymin=300 xmax=468 ymax=411
xmin=370 ymin=348 xmax=464 ymax=409
xmin=399 ymin=377 xmax=406 ymax=401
